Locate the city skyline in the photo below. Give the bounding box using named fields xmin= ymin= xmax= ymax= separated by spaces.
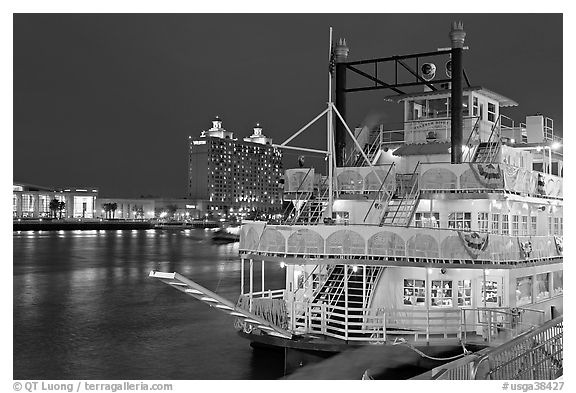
xmin=14 ymin=14 xmax=563 ymax=198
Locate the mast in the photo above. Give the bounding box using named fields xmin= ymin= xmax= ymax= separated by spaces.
xmin=327 ymin=27 xmax=334 ymax=219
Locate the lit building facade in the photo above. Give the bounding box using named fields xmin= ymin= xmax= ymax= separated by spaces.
xmin=13 ymin=182 xmax=98 ymax=219
xmin=188 ymin=117 xmax=282 ymax=218
xmin=95 ymin=198 xmax=155 ymax=219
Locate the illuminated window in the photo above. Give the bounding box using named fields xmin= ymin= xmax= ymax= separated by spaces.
xmin=415 ymin=212 xmax=440 ymax=228
xmin=431 ymin=280 xmax=453 ymax=307
xmin=479 ymin=280 xmax=499 ymax=306
xmin=511 ymin=215 xmax=519 ymax=236
xmin=516 ymin=276 xmax=532 ymax=306
xmin=531 ymin=216 xmax=537 ymax=235
xmin=552 ymin=271 xmax=563 ymax=296
xmin=501 ymin=215 xmax=509 ymax=235
xmin=448 ymin=212 xmax=471 ymax=230
xmin=403 ymin=279 xmax=426 ymax=307
xmin=553 ymin=217 xmax=560 ymax=235
xmin=535 ymin=273 xmax=550 ymax=302
xmin=457 ymin=280 xmax=472 ymax=306
xmin=521 ymin=216 xmax=529 ymax=235
xmin=478 ymin=212 xmax=489 ymax=232
xmin=491 ymin=213 xmax=500 ymax=234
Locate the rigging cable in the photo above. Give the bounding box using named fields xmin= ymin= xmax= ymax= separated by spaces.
xmin=391 ymin=337 xmax=472 ymax=361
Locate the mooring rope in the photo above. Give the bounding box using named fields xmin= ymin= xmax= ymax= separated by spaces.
xmin=391 ymin=337 xmax=472 ymax=361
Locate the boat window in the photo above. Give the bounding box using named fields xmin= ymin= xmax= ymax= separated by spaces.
xmin=482 ymin=280 xmax=499 ymax=305
xmin=531 ymin=216 xmax=538 ymax=235
xmin=491 ymin=213 xmax=500 ymax=234
xmin=521 ymin=216 xmax=529 ymax=236
xmin=487 ymin=102 xmax=497 ymax=122
xmin=478 ymin=212 xmax=489 ymax=232
xmin=403 ymin=279 xmax=426 ymax=306
xmin=425 ymin=98 xmax=450 ymax=119
xmin=516 ymin=276 xmax=533 ymax=306
xmin=472 ymin=96 xmax=479 ymax=117
xmin=552 ymin=271 xmax=563 ymax=296
xmin=535 ymin=273 xmax=550 ymax=302
xmin=502 ymin=215 xmax=510 ymax=235
xmin=553 ymin=217 xmax=560 ymax=235
xmin=332 ymin=211 xmax=349 ymax=225
xmin=415 ymin=212 xmax=440 ymax=228
xmin=458 ymin=280 xmax=472 ymax=306
xmin=512 ymin=215 xmax=520 ymax=236
xmin=448 ymin=212 xmax=471 ymax=230
xmin=431 ymin=280 xmax=453 ymax=307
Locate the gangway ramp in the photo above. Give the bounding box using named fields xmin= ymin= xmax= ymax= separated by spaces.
xmin=149 ymin=271 xmax=293 ymax=340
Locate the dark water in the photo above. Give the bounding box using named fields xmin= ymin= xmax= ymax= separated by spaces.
xmin=13 ymin=229 xmax=286 ymax=380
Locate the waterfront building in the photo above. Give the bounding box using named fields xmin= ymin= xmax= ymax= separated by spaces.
xmin=13 ymin=182 xmax=98 ymax=219
xmin=95 ymin=198 xmax=155 ymax=220
xmin=188 ymin=117 xmax=283 ymax=219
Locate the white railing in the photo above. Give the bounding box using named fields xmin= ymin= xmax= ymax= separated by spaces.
xmin=460 ymin=306 xmax=545 ymax=345
xmin=288 ymin=301 xmax=387 ymax=342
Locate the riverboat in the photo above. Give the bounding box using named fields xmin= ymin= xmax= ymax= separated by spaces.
xmin=150 ymin=22 xmax=563 ymax=376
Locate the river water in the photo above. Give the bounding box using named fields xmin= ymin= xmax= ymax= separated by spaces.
xmin=13 ymin=229 xmax=286 ymax=380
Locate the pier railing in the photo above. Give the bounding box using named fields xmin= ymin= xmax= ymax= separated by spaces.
xmin=422 ymin=316 xmax=563 ymax=380
xmin=460 ymin=307 xmax=545 ymax=345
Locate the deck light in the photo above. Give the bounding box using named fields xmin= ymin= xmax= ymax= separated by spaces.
xmin=352 ymin=265 xmax=358 ymax=272
xmin=280 ymin=262 xmax=285 ymax=268
xmin=551 ymin=141 xmax=562 ymax=150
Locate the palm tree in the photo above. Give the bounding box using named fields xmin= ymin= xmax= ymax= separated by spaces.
xmin=111 ymin=202 xmax=118 ymax=219
xmin=58 ymin=201 xmax=65 ymax=219
xmin=49 ymin=198 xmax=60 ymax=219
xmin=166 ymin=204 xmax=178 ymax=220
xmin=102 ymin=203 xmax=109 ymax=219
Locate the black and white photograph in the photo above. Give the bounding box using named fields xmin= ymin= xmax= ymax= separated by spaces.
xmin=10 ymin=4 xmax=567 ymax=386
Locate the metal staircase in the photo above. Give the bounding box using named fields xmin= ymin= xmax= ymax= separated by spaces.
xmin=380 ymin=162 xmax=421 ymax=227
xmin=314 ymin=265 xmax=383 ymax=332
xmin=473 ymin=115 xmax=503 ymax=163
xmin=294 ymin=176 xmax=330 ymax=224
xmin=346 ymin=132 xmax=381 ymax=167
xmin=363 ymin=163 xmax=395 ymax=223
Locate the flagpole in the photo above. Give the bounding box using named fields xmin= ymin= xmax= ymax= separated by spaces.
xmin=327 ymin=27 xmax=334 ymax=220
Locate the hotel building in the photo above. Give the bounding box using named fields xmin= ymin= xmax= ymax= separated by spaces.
xmin=188 ymin=117 xmax=283 ymax=218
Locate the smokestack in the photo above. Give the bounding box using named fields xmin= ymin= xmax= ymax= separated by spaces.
xmin=334 ymin=38 xmax=349 ymax=167
xmin=449 ymin=21 xmax=466 ymax=164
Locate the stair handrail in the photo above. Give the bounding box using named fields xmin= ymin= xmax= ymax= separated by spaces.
xmin=284 ymin=167 xmax=313 ymax=224
xmin=345 ymin=126 xmax=371 ymax=166
xmin=462 ymin=116 xmax=481 ymax=162
xmin=356 ymin=135 xmax=382 ymax=166
xmin=476 ymin=115 xmax=502 ymax=163
xmin=306 ymin=175 xmax=331 ymax=224
xmin=363 ymin=266 xmax=384 ymax=309
xmin=364 ymin=163 xmax=396 ymax=223
xmin=388 ymin=161 xmax=420 ymax=226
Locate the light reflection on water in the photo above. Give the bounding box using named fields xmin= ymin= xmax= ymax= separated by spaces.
xmin=13 ymin=229 xmax=285 ymax=380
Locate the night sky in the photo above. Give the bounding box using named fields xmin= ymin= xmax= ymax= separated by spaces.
xmin=13 ymin=14 xmax=562 ymax=198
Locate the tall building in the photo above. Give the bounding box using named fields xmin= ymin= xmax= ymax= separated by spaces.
xmin=188 ymin=117 xmax=282 ymax=218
